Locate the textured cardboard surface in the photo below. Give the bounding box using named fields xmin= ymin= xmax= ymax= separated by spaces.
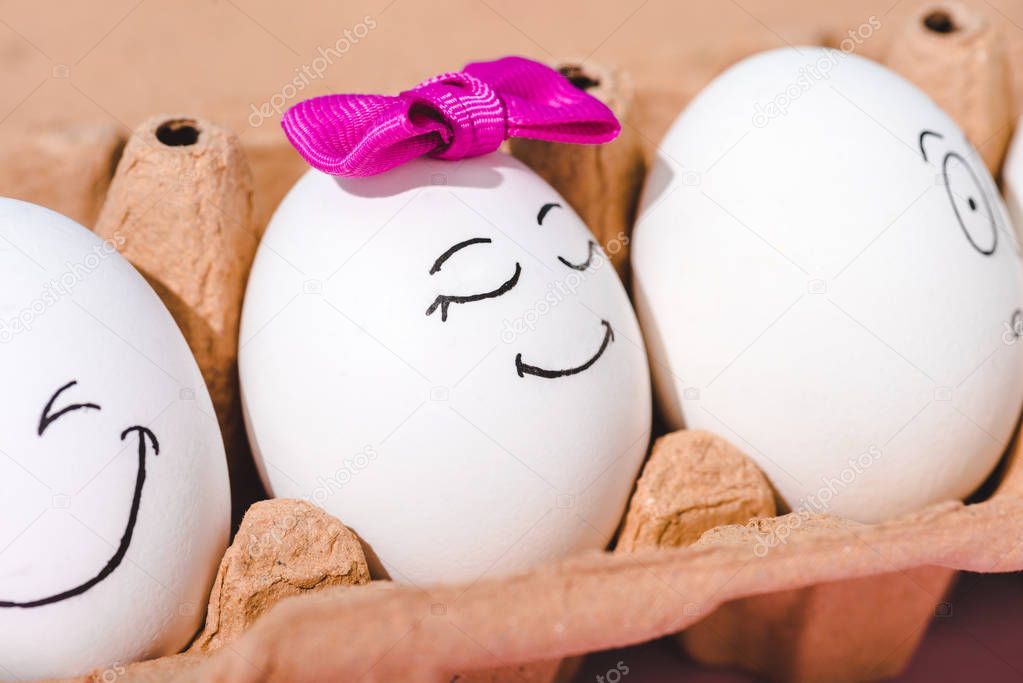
xmin=38 ymin=430 xmax=1023 ymax=683
xmin=886 ymin=1 xmax=1014 ymax=174
xmin=190 ymin=460 xmax=1023 ymax=683
xmin=0 ymin=122 xmax=124 ymax=227
xmin=617 ymin=430 xmax=776 ymax=552
xmin=190 ymin=499 xmax=370 ymax=653
xmin=94 ymin=115 xmax=263 ymax=521
xmin=681 ymin=566 xmax=957 ymax=683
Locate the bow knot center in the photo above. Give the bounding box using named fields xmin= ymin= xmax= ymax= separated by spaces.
xmin=404 ymin=71 xmax=507 ymax=160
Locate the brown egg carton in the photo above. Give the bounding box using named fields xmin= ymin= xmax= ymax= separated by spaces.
xmin=43 ymin=429 xmax=1023 ymax=683
xmin=885 ymin=0 xmax=1015 ymax=175
xmin=15 ymin=3 xmax=1021 ymax=682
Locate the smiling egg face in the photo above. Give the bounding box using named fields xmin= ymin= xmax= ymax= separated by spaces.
xmin=240 ymin=153 xmax=651 ymax=586
xmin=633 ymin=48 xmax=1023 ymax=523
xmin=0 ymin=199 xmax=230 ymax=679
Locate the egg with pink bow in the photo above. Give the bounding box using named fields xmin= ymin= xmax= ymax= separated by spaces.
xmin=240 ymin=152 xmax=651 ymax=586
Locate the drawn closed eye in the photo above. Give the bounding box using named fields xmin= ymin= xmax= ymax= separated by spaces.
xmin=425 ymin=236 xmax=522 ymax=322
xmin=558 ymin=240 xmax=599 ymax=271
xmin=38 ymin=379 xmax=101 ymax=436
xmin=425 ymin=262 xmax=522 ymax=322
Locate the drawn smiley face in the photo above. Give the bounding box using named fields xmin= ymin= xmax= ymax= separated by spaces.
xmin=0 ymin=198 xmax=230 ymax=680
xmin=240 ymin=154 xmax=652 ymax=586
xmin=424 ymin=201 xmax=615 ymax=379
xmin=0 ymin=380 xmax=159 ymax=609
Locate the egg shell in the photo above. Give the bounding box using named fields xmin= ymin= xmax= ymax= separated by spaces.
xmin=633 ymin=47 xmax=1023 ymax=523
xmin=1004 ymin=118 xmax=1023 ymax=244
xmin=240 ymin=153 xmax=651 ymax=587
xmin=0 ymin=199 xmax=230 ymax=679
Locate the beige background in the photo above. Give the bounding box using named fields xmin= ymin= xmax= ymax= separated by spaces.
xmin=1 ymin=0 xmax=1021 ymax=227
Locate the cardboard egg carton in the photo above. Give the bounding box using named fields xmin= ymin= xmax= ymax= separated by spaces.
xmin=14 ymin=2 xmax=1022 ymax=681
xmin=46 ymin=429 xmax=1023 ymax=683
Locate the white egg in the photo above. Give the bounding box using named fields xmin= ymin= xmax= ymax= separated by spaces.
xmin=633 ymin=48 xmax=1023 ymax=523
xmin=240 ymin=153 xmax=651 ymax=586
xmin=1004 ymin=118 xmax=1023 ymax=244
xmin=0 ymin=199 xmax=229 ymax=679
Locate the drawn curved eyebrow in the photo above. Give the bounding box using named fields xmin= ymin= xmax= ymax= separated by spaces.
xmin=919 ymin=130 xmax=944 ymax=161
xmin=537 ymin=202 xmax=562 ymax=225
xmin=429 ymin=237 xmax=492 ymax=275
xmin=38 ymin=380 xmax=101 ymax=436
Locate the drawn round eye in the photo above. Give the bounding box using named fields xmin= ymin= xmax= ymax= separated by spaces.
xmin=942 ymin=151 xmax=996 ymax=256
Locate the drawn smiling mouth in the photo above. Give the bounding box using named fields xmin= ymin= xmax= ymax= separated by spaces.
xmin=515 ymin=320 xmax=615 ymax=379
xmin=557 ymin=240 xmax=598 ymax=271
xmin=0 ymin=426 xmax=159 ymax=609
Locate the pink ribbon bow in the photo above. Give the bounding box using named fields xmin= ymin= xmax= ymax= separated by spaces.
xmin=281 ymin=56 xmax=620 ymax=177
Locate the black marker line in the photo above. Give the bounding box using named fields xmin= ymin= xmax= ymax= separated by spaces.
xmin=38 ymin=380 xmax=101 ymax=436
xmin=919 ymin=129 xmax=944 ymax=161
xmin=515 ymin=320 xmax=614 ymax=379
xmin=429 ymin=237 xmax=492 ymax=275
xmin=426 ymin=263 xmax=522 ymax=322
xmin=537 ymin=202 xmax=561 ymax=226
xmin=943 ymin=151 xmax=996 ymax=256
xmin=0 ymin=426 xmax=159 ymax=609
xmin=558 ymin=240 xmax=598 ymax=271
